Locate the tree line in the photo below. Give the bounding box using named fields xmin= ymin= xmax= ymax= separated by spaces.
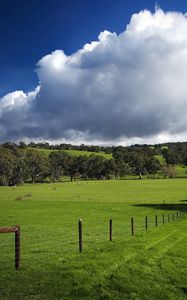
xmin=0 ymin=143 xmax=161 ymax=185
xmin=162 ymin=143 xmax=187 ymax=166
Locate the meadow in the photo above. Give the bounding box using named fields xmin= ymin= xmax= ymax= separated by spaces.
xmin=0 ymin=179 xmax=187 ymax=299
xmin=29 ymin=147 xmax=112 ymax=159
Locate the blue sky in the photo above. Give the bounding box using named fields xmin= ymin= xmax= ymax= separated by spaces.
xmin=0 ymin=0 xmax=186 ymax=97
xmin=1 ymin=0 xmax=187 ymax=144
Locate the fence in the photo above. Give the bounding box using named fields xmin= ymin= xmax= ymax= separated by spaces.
xmin=0 ymin=225 xmax=20 ymax=270
xmin=0 ymin=211 xmax=184 ymax=270
xmin=78 ymin=211 xmax=184 ymax=251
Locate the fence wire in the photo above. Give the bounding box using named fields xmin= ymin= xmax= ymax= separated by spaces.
xmin=0 ymin=210 xmax=185 ymax=271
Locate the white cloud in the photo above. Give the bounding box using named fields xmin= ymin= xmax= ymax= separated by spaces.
xmin=1 ymin=8 xmax=187 ymax=144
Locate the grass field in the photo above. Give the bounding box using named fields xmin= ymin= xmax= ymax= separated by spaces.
xmin=154 ymin=154 xmax=166 ymax=164
xmin=175 ymin=165 xmax=187 ymax=177
xmin=29 ymin=147 xmax=112 ymax=159
xmin=0 ymin=179 xmax=187 ymax=299
xmin=154 ymin=155 xmax=187 ymax=178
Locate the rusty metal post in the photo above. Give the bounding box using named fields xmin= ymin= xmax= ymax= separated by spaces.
xmin=109 ymin=219 xmax=112 ymax=241
xmin=131 ymin=217 xmax=134 ymax=235
xmin=15 ymin=225 xmax=20 ymax=270
xmin=78 ymin=219 xmax=82 ymax=252
xmin=145 ymin=216 xmax=148 ymax=230
xmin=155 ymin=214 xmax=158 ymax=227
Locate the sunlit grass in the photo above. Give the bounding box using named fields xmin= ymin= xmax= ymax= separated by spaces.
xmin=0 ymin=179 xmax=186 ymax=299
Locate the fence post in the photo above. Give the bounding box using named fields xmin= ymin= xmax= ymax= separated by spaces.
xmin=109 ymin=219 xmax=112 ymax=241
xmin=162 ymin=214 xmax=165 ymax=225
xmin=168 ymin=214 xmax=170 ymax=223
xmin=78 ymin=219 xmax=82 ymax=252
xmin=155 ymin=214 xmax=158 ymax=227
xmin=145 ymin=216 xmax=148 ymax=230
xmin=15 ymin=225 xmax=20 ymax=270
xmin=131 ymin=217 xmax=134 ymax=235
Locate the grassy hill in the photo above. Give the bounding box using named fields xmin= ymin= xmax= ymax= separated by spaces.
xmin=175 ymin=165 xmax=187 ymax=177
xmin=154 ymin=155 xmax=187 ymax=178
xmin=29 ymin=147 xmax=112 ymax=159
xmin=26 ymin=147 xmax=187 ymax=179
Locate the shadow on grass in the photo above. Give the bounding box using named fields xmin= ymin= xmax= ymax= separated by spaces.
xmin=134 ymin=201 xmax=187 ymax=212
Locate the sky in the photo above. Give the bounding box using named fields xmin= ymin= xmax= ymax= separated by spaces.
xmin=1 ymin=0 xmax=187 ymax=145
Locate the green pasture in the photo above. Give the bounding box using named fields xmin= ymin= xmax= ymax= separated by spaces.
xmin=175 ymin=165 xmax=187 ymax=177
xmin=0 ymin=179 xmax=186 ymax=299
xmin=154 ymin=154 xmax=166 ymax=164
xmin=29 ymin=147 xmax=112 ymax=159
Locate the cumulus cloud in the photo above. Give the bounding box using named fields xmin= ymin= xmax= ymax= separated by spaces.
xmin=1 ymin=8 xmax=187 ymax=145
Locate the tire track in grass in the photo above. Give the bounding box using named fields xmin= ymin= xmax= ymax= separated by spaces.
xmin=145 ymin=219 xmax=187 ymax=260
xmin=105 ymin=222 xmax=185 ymax=275
xmin=145 ymin=230 xmax=177 ymax=251
xmin=147 ymin=234 xmax=187 ymax=260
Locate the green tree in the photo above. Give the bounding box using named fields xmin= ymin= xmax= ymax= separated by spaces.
xmin=0 ymin=148 xmax=14 ymax=185
xmin=49 ymin=151 xmax=71 ymax=181
xmin=25 ymin=150 xmax=50 ymax=183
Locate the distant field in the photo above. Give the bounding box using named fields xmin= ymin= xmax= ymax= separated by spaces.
xmin=154 ymin=155 xmax=187 ymax=178
xmin=29 ymin=147 xmax=112 ymax=159
xmin=175 ymin=165 xmax=187 ymax=177
xmin=154 ymin=154 xmax=166 ymax=164
xmin=0 ymin=179 xmax=186 ymax=299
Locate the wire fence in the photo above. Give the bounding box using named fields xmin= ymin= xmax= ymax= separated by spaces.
xmin=0 ymin=210 xmax=185 ymax=271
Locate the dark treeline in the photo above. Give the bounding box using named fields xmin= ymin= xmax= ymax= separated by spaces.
xmin=162 ymin=143 xmax=187 ymax=166
xmin=0 ymin=141 xmax=186 ymax=185
xmin=0 ymin=142 xmax=163 ymax=186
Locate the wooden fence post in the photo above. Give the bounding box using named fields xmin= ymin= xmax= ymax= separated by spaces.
xmin=155 ymin=214 xmax=158 ymax=227
xmin=145 ymin=216 xmax=148 ymax=230
xmin=131 ymin=217 xmax=134 ymax=235
xmin=78 ymin=219 xmax=82 ymax=252
xmin=15 ymin=225 xmax=20 ymax=270
xmin=162 ymin=214 xmax=165 ymax=225
xmin=109 ymin=219 xmax=112 ymax=241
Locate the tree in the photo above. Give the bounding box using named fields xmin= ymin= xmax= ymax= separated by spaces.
xmin=129 ymin=152 xmax=146 ymax=175
xmin=104 ymin=159 xmax=119 ymax=179
xmin=49 ymin=151 xmax=71 ymax=181
xmin=161 ymin=165 xmax=176 ymax=178
xmin=145 ymin=158 xmax=160 ymax=174
xmin=25 ymin=150 xmax=50 ymax=183
xmin=163 ymin=149 xmax=177 ymax=166
xmin=0 ymin=148 xmax=14 ymax=185
xmin=19 ymin=141 xmax=27 ymax=149
xmin=74 ymin=156 xmax=89 ymax=180
xmin=11 ymin=154 xmax=27 ymax=185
